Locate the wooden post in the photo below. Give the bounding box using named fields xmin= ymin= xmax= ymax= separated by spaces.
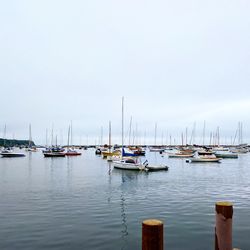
xmin=142 ymin=219 xmax=163 ymax=250
xmin=215 ymin=202 xmax=233 ymax=250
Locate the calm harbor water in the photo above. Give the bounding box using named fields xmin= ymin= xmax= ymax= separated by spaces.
xmin=0 ymin=149 xmax=250 ymax=250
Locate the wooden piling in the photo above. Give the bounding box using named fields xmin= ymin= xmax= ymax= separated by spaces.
xmin=142 ymin=219 xmax=163 ymax=250
xmin=215 ymin=201 xmax=233 ymax=250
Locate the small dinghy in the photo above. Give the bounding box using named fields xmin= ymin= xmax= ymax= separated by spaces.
xmin=168 ymin=152 xmax=194 ymax=158
xmin=145 ymin=165 xmax=169 ymax=171
xmin=187 ymin=155 xmax=221 ymax=163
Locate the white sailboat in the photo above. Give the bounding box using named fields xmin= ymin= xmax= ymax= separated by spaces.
xmin=113 ymin=98 xmax=168 ymax=171
xmin=113 ymin=97 xmax=146 ymax=170
xmin=64 ymin=123 xmax=81 ymax=156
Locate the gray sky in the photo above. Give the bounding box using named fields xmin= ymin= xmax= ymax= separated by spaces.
xmin=1 ymin=0 xmax=250 ymax=145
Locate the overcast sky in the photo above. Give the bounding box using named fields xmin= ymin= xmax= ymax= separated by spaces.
xmin=1 ymin=0 xmax=250 ymax=145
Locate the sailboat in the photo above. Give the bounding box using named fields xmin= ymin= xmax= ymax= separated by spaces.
xmin=0 ymin=125 xmax=25 ymax=157
xmin=113 ymin=97 xmax=146 ymax=170
xmin=113 ymin=98 xmax=168 ymax=171
xmin=64 ymin=124 xmax=81 ymax=156
xmin=149 ymin=123 xmax=165 ymax=153
xmin=26 ymin=124 xmax=37 ymax=152
xmin=43 ymin=127 xmax=65 ymax=157
xmin=101 ymin=121 xmax=120 ymax=160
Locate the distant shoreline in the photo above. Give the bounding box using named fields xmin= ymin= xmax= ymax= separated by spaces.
xmin=0 ymin=138 xmax=35 ymax=147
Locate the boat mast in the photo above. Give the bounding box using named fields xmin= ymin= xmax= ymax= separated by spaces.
xmin=121 ymin=97 xmax=124 ymax=159
xmin=45 ymin=128 xmax=48 ymax=148
xmin=109 ymin=121 xmax=111 ymax=153
xmin=209 ymin=132 xmax=212 ymax=146
xmin=135 ymin=123 xmax=138 ymax=146
xmin=100 ymin=126 xmax=103 ymax=146
xmin=29 ymin=124 xmax=32 ymax=148
xmin=70 ymin=120 xmax=73 ymax=147
xmin=202 ymin=120 xmax=206 ymax=146
xmin=67 ymin=125 xmax=70 ymax=151
xmin=128 ymin=116 xmax=132 ymax=146
xmin=185 ymin=127 xmax=188 ymax=145
xmin=154 ymin=122 xmax=157 ymax=146
xmin=3 ymin=124 xmax=6 ymax=147
xmin=217 ymin=126 xmax=220 ymax=146
xmin=51 ymin=124 xmax=54 ymax=147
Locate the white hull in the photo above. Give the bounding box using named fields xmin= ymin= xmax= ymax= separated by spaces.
xmin=189 ymin=158 xmax=221 ymax=163
xmin=168 ymin=153 xmax=194 ymax=158
xmin=113 ymin=161 xmax=145 ymax=170
xmin=1 ymin=153 xmax=25 ymax=157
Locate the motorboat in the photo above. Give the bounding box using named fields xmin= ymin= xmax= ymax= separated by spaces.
xmin=1 ymin=151 xmax=25 ymax=157
xmin=113 ymin=157 xmax=146 ymax=170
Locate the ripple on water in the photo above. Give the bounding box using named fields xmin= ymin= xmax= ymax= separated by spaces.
xmin=0 ymin=149 xmax=250 ymax=249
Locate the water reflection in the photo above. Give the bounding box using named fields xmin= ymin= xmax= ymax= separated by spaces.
xmin=120 ymin=191 xmax=128 ymax=250
xmin=115 ymin=170 xmax=147 ymax=250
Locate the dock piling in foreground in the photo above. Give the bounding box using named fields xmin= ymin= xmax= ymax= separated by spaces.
xmin=215 ymin=201 xmax=233 ymax=250
xmin=142 ymin=219 xmax=164 ymax=250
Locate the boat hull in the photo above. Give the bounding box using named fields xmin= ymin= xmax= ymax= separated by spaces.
xmin=1 ymin=153 xmax=25 ymax=157
xmin=214 ymin=153 xmax=238 ymax=159
xmin=168 ymin=153 xmax=194 ymax=158
xmin=146 ymin=165 xmax=169 ymax=171
xmin=189 ymin=158 xmax=221 ymax=163
xmin=64 ymin=152 xmax=81 ymax=156
xmin=113 ymin=161 xmax=145 ymax=170
xmin=43 ymin=153 xmax=65 ymax=157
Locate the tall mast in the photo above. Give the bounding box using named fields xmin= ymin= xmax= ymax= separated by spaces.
xmin=189 ymin=122 xmax=196 ymax=145
xmin=3 ymin=124 xmax=6 ymax=147
xmin=109 ymin=121 xmax=111 ymax=153
xmin=67 ymin=125 xmax=70 ymax=149
xmin=209 ymin=132 xmax=212 ymax=146
xmin=154 ymin=122 xmax=157 ymax=146
xmin=70 ymin=120 xmax=73 ymax=146
xmin=128 ymin=116 xmax=132 ymax=146
xmin=51 ymin=124 xmax=54 ymax=147
xmin=122 ymin=97 xmax=124 ymax=147
xmin=100 ymin=126 xmax=103 ymax=146
xmin=45 ymin=128 xmax=48 ymax=147
xmin=121 ymin=97 xmax=124 ymax=157
xmin=239 ymin=121 xmax=243 ymax=145
xmin=202 ymin=120 xmax=206 ymax=146
xmin=217 ymin=126 xmax=220 ymax=146
xmin=233 ymin=127 xmax=238 ymax=145
xmin=185 ymin=127 xmax=188 ymax=145
xmin=135 ymin=123 xmax=138 ymax=146
xmin=29 ymin=124 xmax=32 ymax=148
